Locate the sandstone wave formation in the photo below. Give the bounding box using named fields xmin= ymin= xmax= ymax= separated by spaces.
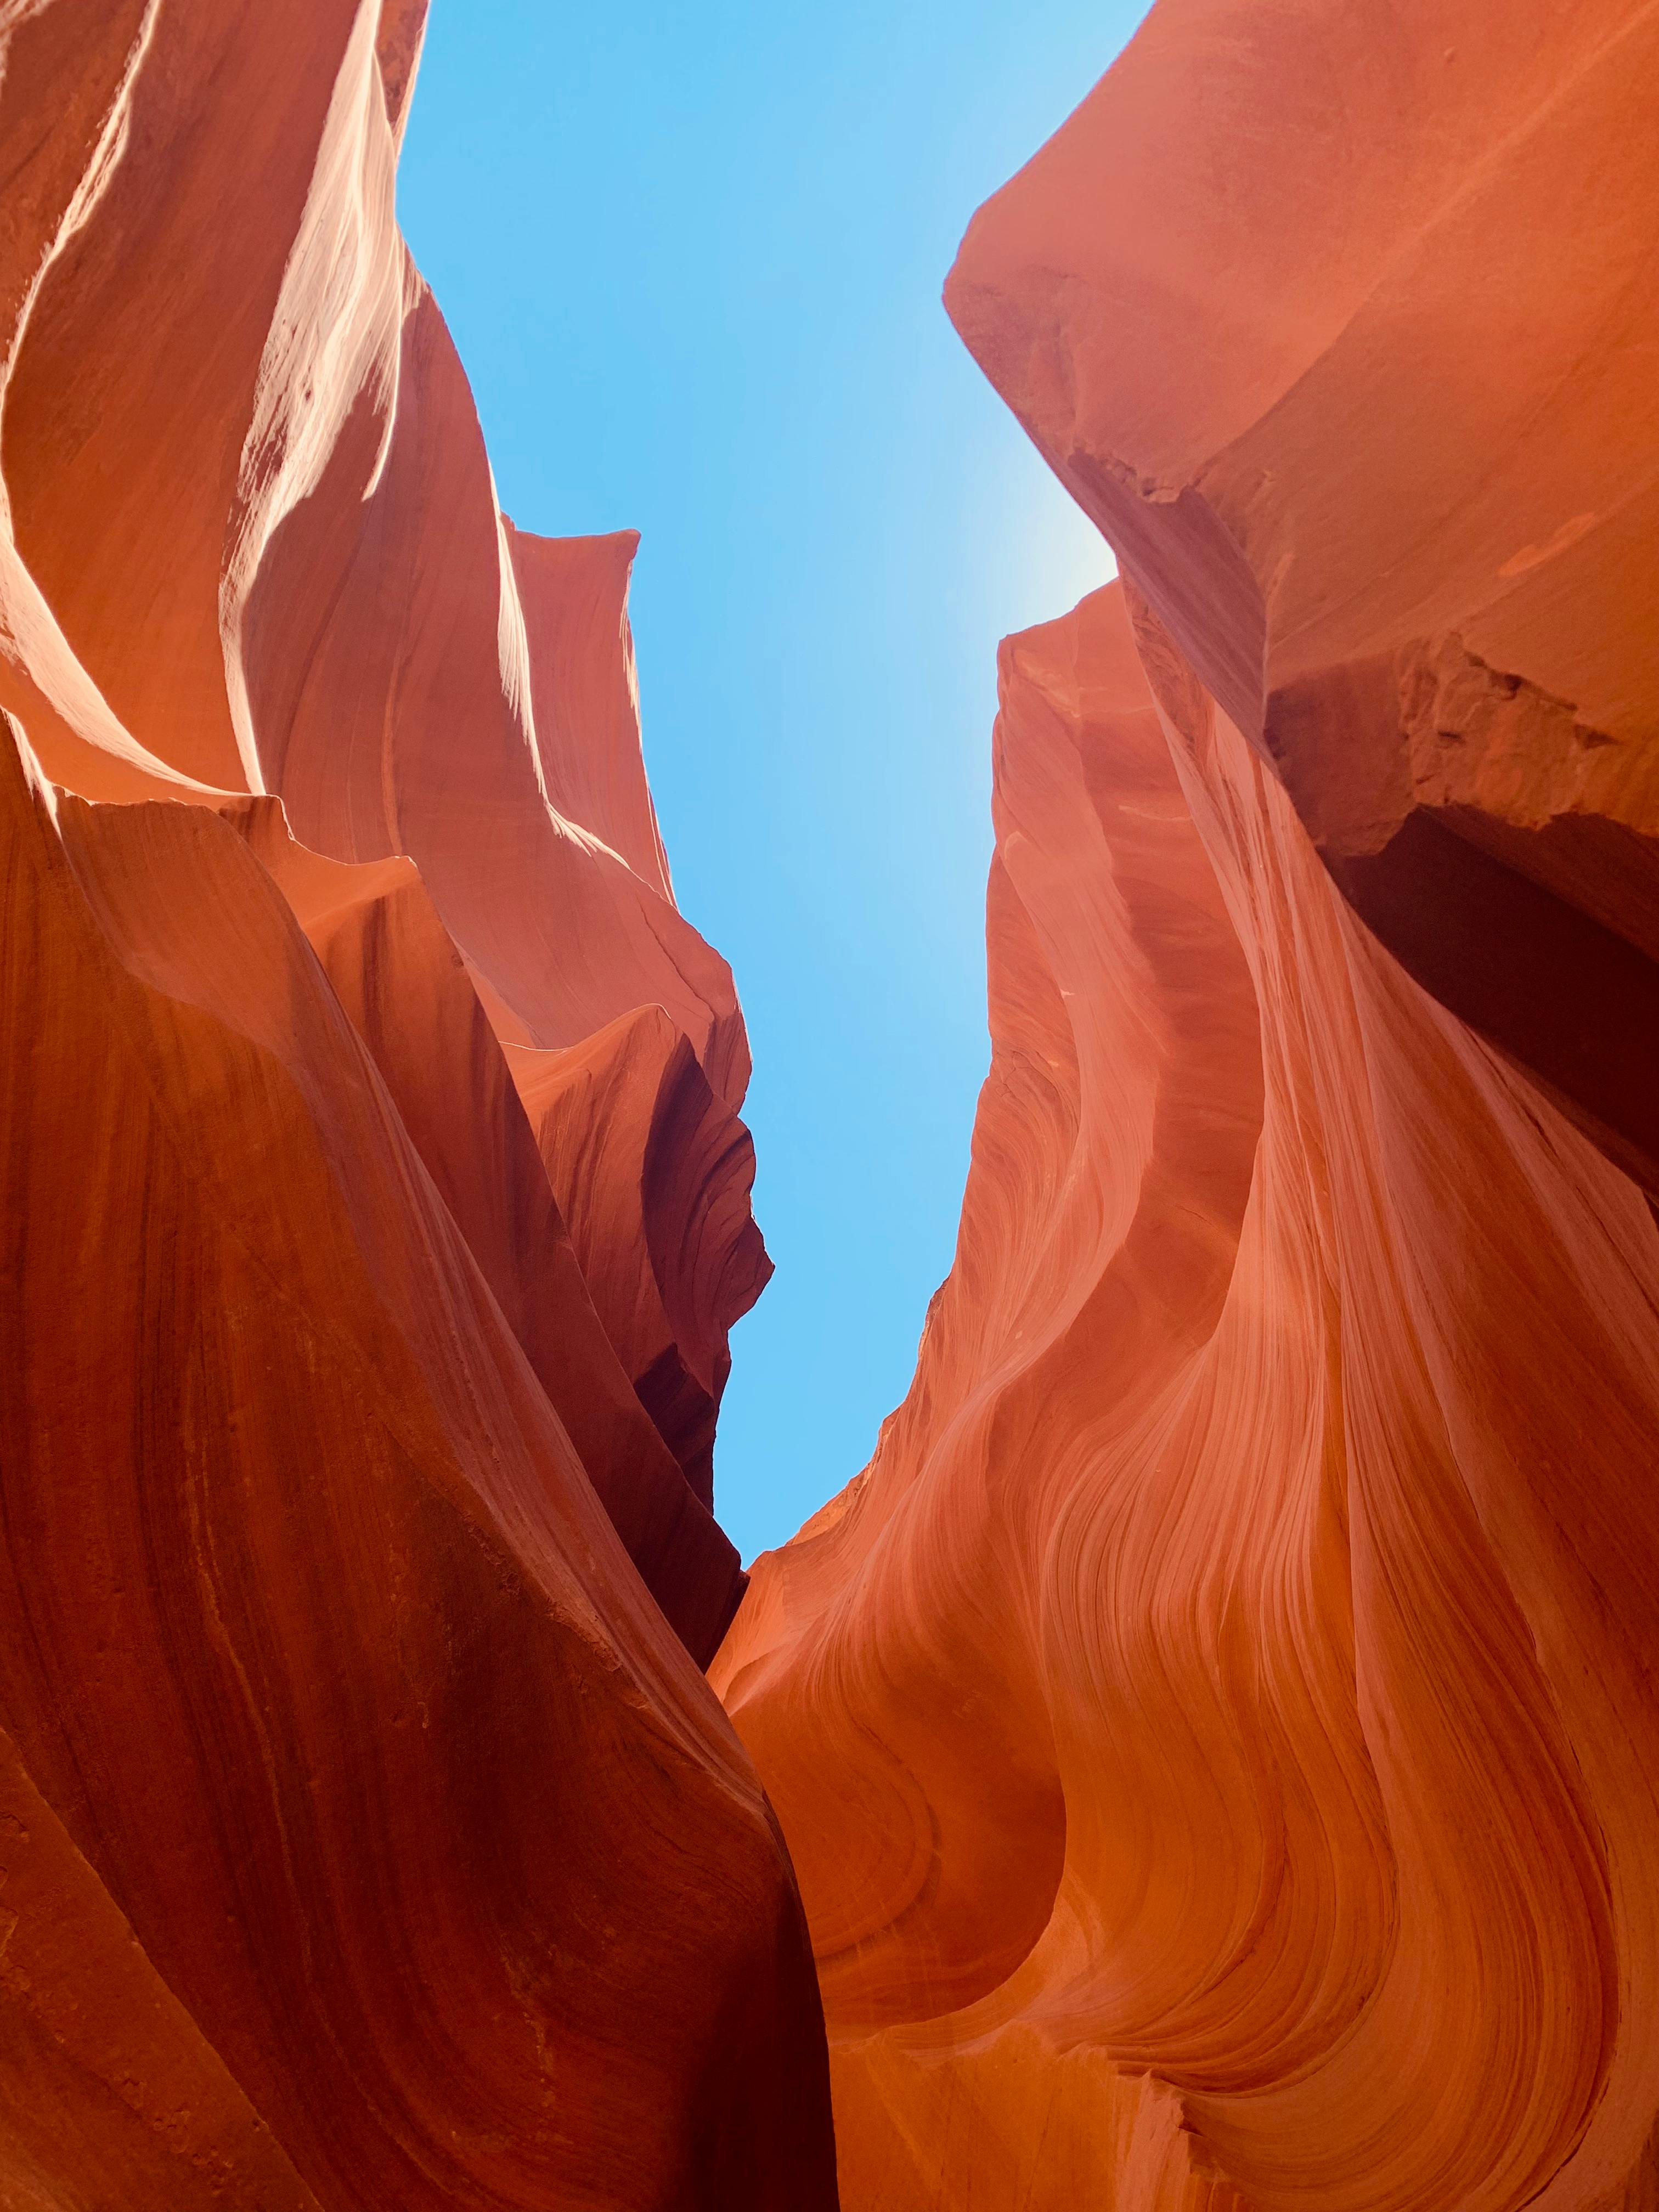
xmin=715 ymin=3 xmax=1659 ymax=2208
xmin=0 ymin=3 xmax=834 ymax=2205
xmin=7 ymin=1 xmax=1659 ymax=2209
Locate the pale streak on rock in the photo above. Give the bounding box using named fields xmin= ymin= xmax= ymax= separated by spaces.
xmin=0 ymin=3 xmax=832 ymax=2203
xmin=717 ymin=16 xmax=1659 ymax=2199
xmin=719 ymin=578 xmax=1659 ymax=2209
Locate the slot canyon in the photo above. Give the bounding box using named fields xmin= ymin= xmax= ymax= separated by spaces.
xmin=2 ymin=2 xmax=1657 ymax=2207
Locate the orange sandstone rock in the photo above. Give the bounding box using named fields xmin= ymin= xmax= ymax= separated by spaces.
xmin=0 ymin=727 xmax=827 ymax=2207
xmin=718 ymin=580 xmax=1659 ymax=2210
xmin=507 ymin=526 xmax=676 ymax=902
xmin=944 ymin=0 xmax=1659 ymax=1201
xmin=509 ymin=1008 xmax=772 ymax=1511
xmin=0 ymin=1721 xmax=323 ymax=2211
xmin=0 ymin=0 xmax=764 ymax=1634
xmin=0 ymin=2 xmax=831 ymax=2204
xmin=13 ymin=0 xmax=1659 ymax=2205
xmin=228 ymin=798 xmax=749 ymax=1661
xmin=718 ymin=17 xmax=1659 ymax=2198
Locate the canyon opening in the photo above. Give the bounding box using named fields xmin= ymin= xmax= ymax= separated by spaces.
xmin=2 ymin=4 xmax=1658 ymax=2209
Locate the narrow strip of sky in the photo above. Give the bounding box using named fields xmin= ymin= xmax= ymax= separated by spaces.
xmin=399 ymin=1 xmax=1140 ymax=1562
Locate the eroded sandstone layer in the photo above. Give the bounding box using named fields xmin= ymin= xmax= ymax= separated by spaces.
xmin=0 ymin=3 xmax=834 ymax=2204
xmin=11 ymin=0 xmax=1659 ymax=2203
xmin=943 ymin=0 xmax=1659 ymax=1205
xmin=717 ymin=4 xmax=1659 ymax=2206
xmin=720 ymin=585 xmax=1659 ymax=2210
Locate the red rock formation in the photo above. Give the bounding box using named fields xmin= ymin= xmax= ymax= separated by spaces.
xmin=716 ymin=13 xmax=1659 ymax=2195
xmin=0 ymin=2 xmax=833 ymax=2204
xmin=507 ymin=527 xmax=676 ymax=902
xmin=13 ymin=0 xmax=1659 ymax=2203
xmin=228 ymin=800 xmax=750 ymax=1660
xmin=509 ymin=1009 xmax=773 ymax=1509
xmin=942 ymin=0 xmax=1659 ymax=1203
xmin=720 ymin=574 xmax=1659 ymax=2210
xmin=0 ymin=0 xmax=764 ymax=1632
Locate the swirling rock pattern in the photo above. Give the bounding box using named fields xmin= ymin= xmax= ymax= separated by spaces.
xmin=720 ymin=572 xmax=1659 ymax=2209
xmin=0 ymin=2 xmax=833 ymax=2204
xmin=11 ymin=0 xmax=1659 ymax=2203
xmin=720 ymin=9 xmax=1659 ymax=2203
xmin=508 ymin=1005 xmax=773 ymax=1511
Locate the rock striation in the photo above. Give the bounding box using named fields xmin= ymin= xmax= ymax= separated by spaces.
xmin=720 ymin=582 xmax=1659 ymax=2211
xmin=716 ymin=4 xmax=1659 ymax=2207
xmin=942 ymin=0 xmax=1659 ymax=1206
xmin=9 ymin=0 xmax=1659 ymax=2205
xmin=0 ymin=2 xmax=834 ymax=2205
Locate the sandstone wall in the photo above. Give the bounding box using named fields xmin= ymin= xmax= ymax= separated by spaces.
xmin=718 ymin=4 xmax=1659 ymax=2203
xmin=0 ymin=4 xmax=836 ymax=2204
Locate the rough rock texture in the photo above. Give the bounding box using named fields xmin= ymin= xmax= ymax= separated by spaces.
xmin=716 ymin=5 xmax=1659 ymax=2204
xmin=0 ymin=3 xmax=836 ymax=2205
xmin=941 ymin=0 xmax=1659 ymax=1205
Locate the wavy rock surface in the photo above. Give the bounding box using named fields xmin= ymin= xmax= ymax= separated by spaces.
xmin=720 ymin=572 xmax=1659 ymax=2209
xmin=509 ymin=1007 xmax=772 ymax=1508
xmin=942 ymin=0 xmax=1659 ymax=1203
xmin=0 ymin=2 xmax=833 ymax=2204
xmin=720 ymin=10 xmax=1659 ymax=2204
xmin=12 ymin=0 xmax=1659 ymax=2204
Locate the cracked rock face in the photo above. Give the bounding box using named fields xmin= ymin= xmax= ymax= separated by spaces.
xmin=943 ymin=0 xmax=1659 ymax=1205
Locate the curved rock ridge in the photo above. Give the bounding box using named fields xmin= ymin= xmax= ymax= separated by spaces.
xmin=228 ymin=798 xmax=754 ymax=1662
xmin=0 ymin=0 xmax=770 ymax=1628
xmin=716 ymin=579 xmax=1659 ymax=2209
xmin=507 ymin=1007 xmax=773 ymax=1509
xmin=943 ymin=0 xmax=1659 ymax=1205
xmin=0 ymin=3 xmax=833 ymax=2204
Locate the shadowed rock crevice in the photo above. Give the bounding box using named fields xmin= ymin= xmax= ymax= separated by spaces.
xmin=0 ymin=5 xmax=833 ymax=2204
xmin=716 ymin=3 xmax=1659 ymax=2204
xmin=4 ymin=2 xmax=1659 ymax=2209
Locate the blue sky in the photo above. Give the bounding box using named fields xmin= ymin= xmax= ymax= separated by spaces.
xmin=399 ymin=3 xmax=1139 ymax=1562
